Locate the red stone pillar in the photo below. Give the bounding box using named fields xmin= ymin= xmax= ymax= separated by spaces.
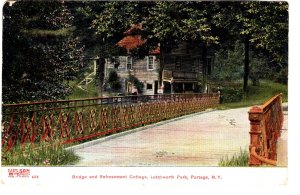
xmin=248 ymin=106 xmax=263 ymax=166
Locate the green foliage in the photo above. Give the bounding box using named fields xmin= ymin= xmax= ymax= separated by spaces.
xmin=105 ymin=69 xmax=122 ymax=92
xmin=275 ymin=66 xmax=288 ymax=84
xmin=89 ymin=2 xmax=139 ymax=57
xmin=21 ymin=27 xmax=76 ymax=37
xmin=2 ymin=1 xmax=83 ymax=103
xmin=211 ymin=41 xmax=244 ymax=82
xmin=249 ymin=53 xmax=268 ymax=86
xmin=218 ymin=80 xmax=288 ymax=109
xmin=128 ymin=74 xmax=144 ymax=94
xmin=68 ymin=84 xmax=98 ymax=100
xmin=143 ymin=2 xmax=218 ymax=43
xmin=243 ymin=2 xmax=288 ymax=65
xmin=221 ymin=87 xmax=243 ymax=103
xmin=68 ymin=2 xmax=103 ymax=56
xmin=212 ymin=2 xmax=288 ymax=94
xmin=218 ymin=148 xmax=249 ymax=167
xmin=212 ymin=41 xmax=276 ymax=87
xmin=67 ymin=67 xmax=98 ymax=100
xmin=2 ymin=141 xmax=80 ymax=166
xmin=91 ymin=2 xmax=135 ymax=39
xmin=2 ymin=1 xmax=288 ymax=102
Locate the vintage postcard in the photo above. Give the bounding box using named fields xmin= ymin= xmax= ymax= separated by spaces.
xmin=0 ymin=0 xmax=297 ymax=192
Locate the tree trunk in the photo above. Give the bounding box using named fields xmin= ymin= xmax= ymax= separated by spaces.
xmin=158 ymin=43 xmax=165 ymax=88
xmin=98 ymin=57 xmax=106 ymax=97
xmin=243 ymin=37 xmax=250 ymax=95
xmin=202 ymin=43 xmax=207 ymax=93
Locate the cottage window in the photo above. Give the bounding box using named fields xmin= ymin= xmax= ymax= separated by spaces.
xmin=146 ymin=83 xmax=153 ymax=90
xmin=112 ymin=57 xmax=120 ymax=69
xmin=147 ymin=56 xmax=154 ymax=70
xmin=126 ymin=56 xmax=133 ymax=70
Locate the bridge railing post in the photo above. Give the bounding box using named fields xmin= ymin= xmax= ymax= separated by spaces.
xmin=248 ymin=106 xmax=263 ymax=166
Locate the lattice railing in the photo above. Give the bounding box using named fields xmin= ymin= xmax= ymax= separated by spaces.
xmin=2 ymin=93 xmax=219 ymax=152
xmin=248 ymin=94 xmax=283 ymax=166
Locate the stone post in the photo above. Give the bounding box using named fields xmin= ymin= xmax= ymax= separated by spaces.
xmin=248 ymin=106 xmax=263 ymax=166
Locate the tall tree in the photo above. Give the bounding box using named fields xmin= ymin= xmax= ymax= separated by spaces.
xmin=87 ymin=1 xmax=139 ymax=96
xmin=240 ymin=1 xmax=288 ymax=92
xmin=244 ymin=1 xmax=288 ymax=67
xmin=142 ymin=1 xmax=219 ymax=87
xmin=212 ymin=1 xmax=288 ymax=94
xmin=2 ymin=1 xmax=83 ymax=103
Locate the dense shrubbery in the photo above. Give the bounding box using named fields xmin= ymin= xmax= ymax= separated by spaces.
xmin=275 ymin=67 xmax=288 ymax=84
xmin=2 ymin=2 xmax=83 ymax=103
xmin=221 ymin=87 xmax=243 ymax=103
xmin=105 ymin=69 xmax=122 ymax=92
xmin=128 ymin=74 xmax=144 ymax=94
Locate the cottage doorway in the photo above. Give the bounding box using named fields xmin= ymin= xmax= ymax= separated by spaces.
xmin=154 ymin=80 xmax=158 ymax=94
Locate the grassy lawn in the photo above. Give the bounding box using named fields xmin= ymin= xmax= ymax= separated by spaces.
xmin=218 ymin=80 xmax=287 ymax=110
xmin=67 ymin=81 xmax=98 ymax=100
xmin=66 ymin=62 xmax=99 ymax=100
xmin=2 ymin=141 xmax=80 ymax=166
xmin=67 ymin=81 xmax=126 ymax=100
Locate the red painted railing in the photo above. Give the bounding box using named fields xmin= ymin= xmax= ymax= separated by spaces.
xmin=2 ymin=93 xmax=219 ymax=152
xmin=248 ymin=94 xmax=283 ymax=166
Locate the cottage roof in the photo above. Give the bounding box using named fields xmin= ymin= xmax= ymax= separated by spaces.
xmin=117 ymin=35 xmax=146 ymax=51
xmin=116 ymin=24 xmax=160 ymax=55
